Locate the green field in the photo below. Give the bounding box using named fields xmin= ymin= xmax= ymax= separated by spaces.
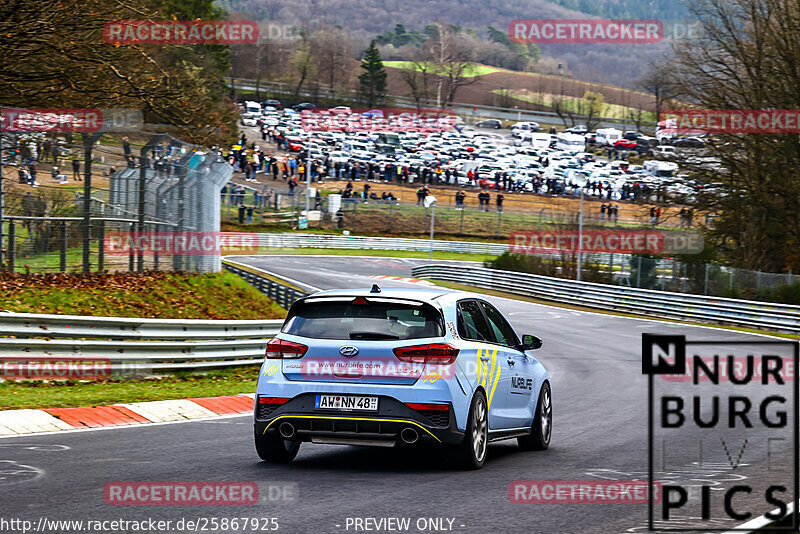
xmin=491 ymin=89 xmax=656 ymax=121
xmin=384 ymin=61 xmax=501 ymax=77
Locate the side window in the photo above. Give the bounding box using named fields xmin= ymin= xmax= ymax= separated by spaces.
xmin=456 ymin=300 xmax=492 ymax=341
xmin=479 ymin=301 xmax=519 ymax=347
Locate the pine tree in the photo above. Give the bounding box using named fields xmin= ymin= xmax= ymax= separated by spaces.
xmin=358 ymin=40 xmax=387 ymax=107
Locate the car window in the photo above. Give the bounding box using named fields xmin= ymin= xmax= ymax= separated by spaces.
xmin=283 ymin=299 xmax=443 ymax=340
xmin=479 ymin=301 xmax=519 ymax=347
xmin=457 ymin=300 xmax=492 ymax=341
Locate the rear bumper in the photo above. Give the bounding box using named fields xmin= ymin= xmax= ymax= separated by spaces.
xmin=254 ymin=393 xmax=464 ymax=446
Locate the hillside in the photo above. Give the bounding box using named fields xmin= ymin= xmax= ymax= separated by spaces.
xmin=220 ymin=0 xmax=686 ymax=86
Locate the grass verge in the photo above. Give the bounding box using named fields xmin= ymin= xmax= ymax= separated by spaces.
xmin=0 ymin=367 xmax=260 ymax=410
xmin=0 ymin=271 xmax=286 ymax=319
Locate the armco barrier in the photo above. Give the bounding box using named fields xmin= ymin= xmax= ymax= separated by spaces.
xmin=0 ymin=312 xmax=283 ymax=372
xmin=411 ymin=264 xmax=800 ymax=334
xmin=242 ymin=233 xmax=510 ymax=255
xmin=223 ymin=260 xmax=309 ymax=308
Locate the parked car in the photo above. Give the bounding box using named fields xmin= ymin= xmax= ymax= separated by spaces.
xmin=261 ymin=99 xmax=281 ymax=109
xmin=293 ymin=102 xmax=316 ymax=112
xmin=566 ymin=124 xmax=588 ymax=135
xmin=476 ymin=119 xmax=502 ymax=129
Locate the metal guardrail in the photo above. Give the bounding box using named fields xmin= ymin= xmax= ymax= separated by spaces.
xmin=411 ymin=264 xmax=800 ymax=334
xmin=0 ymin=259 xmax=308 ymax=375
xmin=0 ymin=312 xmax=283 ymax=372
xmin=222 ymin=261 xmax=310 ymax=308
xmin=242 ymin=233 xmax=510 ymax=255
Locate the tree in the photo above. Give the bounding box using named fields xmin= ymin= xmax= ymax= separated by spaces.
xmin=358 ymin=40 xmax=388 ymax=107
xmin=291 ymin=34 xmax=317 ymax=96
xmin=0 ymin=0 xmax=237 ymax=144
xmin=664 ymin=0 xmax=800 ymax=272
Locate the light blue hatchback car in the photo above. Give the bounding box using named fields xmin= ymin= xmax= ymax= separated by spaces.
xmin=253 ymin=285 xmax=551 ymax=469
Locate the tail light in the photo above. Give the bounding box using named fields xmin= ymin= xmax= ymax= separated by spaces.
xmin=405 ymin=402 xmax=449 ymax=411
xmin=258 ymin=396 xmax=290 ymax=405
xmin=265 ymin=338 xmax=307 ymax=359
xmin=393 ymin=343 xmax=459 ymax=365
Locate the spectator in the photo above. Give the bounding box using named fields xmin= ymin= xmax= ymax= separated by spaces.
xmin=72 ymin=158 xmax=80 ymax=180
xmin=455 ymin=189 xmax=466 ymax=208
xmin=238 ymin=205 xmax=246 ymax=224
xmin=496 ymin=193 xmax=504 ymax=213
xmin=679 ymin=207 xmax=687 ymax=228
xmin=650 ymin=206 xmax=656 ymax=224
xmin=613 ymin=204 xmax=619 ymax=224
xmin=687 ymin=208 xmax=694 ymax=228
xmin=600 ymin=203 xmax=607 ymax=222
xmin=246 ymin=205 xmax=254 ymax=224
xmin=288 ymin=177 xmax=297 ymax=195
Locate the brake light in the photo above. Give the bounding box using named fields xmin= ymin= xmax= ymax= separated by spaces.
xmin=258 ymin=396 xmax=290 ymax=405
xmin=405 ymin=402 xmax=449 ymax=411
xmin=393 ymin=343 xmax=459 ymax=365
xmin=265 ymin=338 xmax=307 ymax=359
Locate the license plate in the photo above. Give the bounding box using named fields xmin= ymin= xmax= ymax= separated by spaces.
xmin=314 ymin=394 xmax=378 ymax=411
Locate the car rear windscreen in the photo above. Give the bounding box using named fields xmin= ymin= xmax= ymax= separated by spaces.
xmin=282 ymin=299 xmax=444 ymax=340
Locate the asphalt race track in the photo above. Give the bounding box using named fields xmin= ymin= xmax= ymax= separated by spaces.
xmin=1 ymin=255 xmax=794 ymax=534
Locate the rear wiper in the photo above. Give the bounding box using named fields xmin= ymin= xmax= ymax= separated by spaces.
xmin=348 ymin=332 xmax=400 ymax=340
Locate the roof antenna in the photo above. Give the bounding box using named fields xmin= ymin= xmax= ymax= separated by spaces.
xmin=370 ymin=284 xmax=381 ymax=293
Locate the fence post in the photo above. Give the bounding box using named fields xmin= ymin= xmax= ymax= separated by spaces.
xmin=496 ymin=211 xmax=502 ymax=238
xmin=82 ymin=133 xmax=101 ymax=274
xmin=729 ymin=270 xmax=733 ymax=292
xmin=152 ymin=224 xmax=159 ymax=271
xmin=636 ymin=256 xmax=642 ymax=288
xmin=756 ymin=271 xmax=761 ymax=292
xmin=459 ymin=208 xmax=465 ymax=234
xmin=128 ymin=222 xmax=135 ymax=272
xmin=97 ymin=220 xmax=105 ymax=272
xmin=704 ymin=263 xmax=709 ymax=295
xmin=8 ymin=220 xmax=14 ymax=273
xmin=388 ymin=202 xmax=393 ymax=232
xmin=60 ymin=221 xmax=68 ymax=272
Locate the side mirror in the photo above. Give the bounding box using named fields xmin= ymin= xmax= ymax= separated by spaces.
xmin=521 ymin=334 xmax=542 ymax=351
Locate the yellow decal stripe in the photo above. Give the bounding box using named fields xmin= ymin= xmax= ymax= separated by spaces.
xmin=487 ymin=349 xmax=500 ymax=408
xmin=263 ymin=415 xmax=441 ymax=442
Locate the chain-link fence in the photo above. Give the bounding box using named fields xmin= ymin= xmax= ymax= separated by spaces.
xmin=0 ymin=130 xmax=231 ymax=273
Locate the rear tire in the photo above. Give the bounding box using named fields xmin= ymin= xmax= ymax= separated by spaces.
xmin=519 ymin=382 xmax=552 ymax=451
xmin=255 ymin=429 xmax=301 ymax=463
xmin=455 ymin=391 xmax=488 ymax=470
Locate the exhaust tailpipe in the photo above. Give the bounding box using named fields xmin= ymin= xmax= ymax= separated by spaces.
xmin=400 ymin=427 xmax=419 ymax=444
xmin=279 ymin=422 xmax=295 ymax=439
